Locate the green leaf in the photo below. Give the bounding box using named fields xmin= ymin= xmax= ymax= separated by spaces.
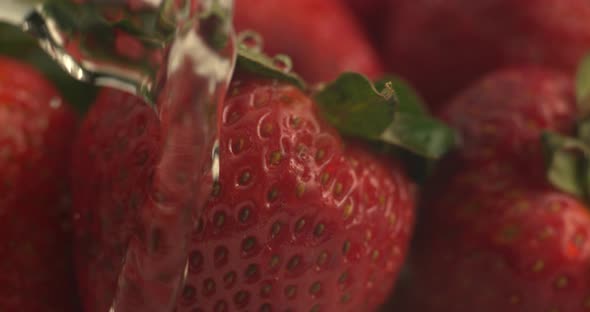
xmin=375 ymin=75 xmax=456 ymax=158
xmin=236 ymin=46 xmax=306 ymax=90
xmin=376 ymin=75 xmax=427 ymax=115
xmin=315 ymin=72 xmax=456 ymax=159
xmin=315 ymin=72 xmax=396 ymax=139
xmin=381 ymin=113 xmax=456 ymax=159
xmin=577 ymin=53 xmax=590 ymax=115
xmin=542 ymin=131 xmax=590 ymax=199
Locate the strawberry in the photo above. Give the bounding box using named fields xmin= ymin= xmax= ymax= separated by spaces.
xmin=396 ymin=67 xmax=590 ymax=312
xmin=180 ymin=77 xmax=417 ymax=311
xmin=234 ymin=0 xmax=384 ymax=83
xmin=72 ymin=77 xmax=416 ymax=311
xmin=0 ymin=56 xmax=78 ymax=311
xmin=71 ymin=28 xmax=457 ymax=310
xmin=384 ymin=0 xmax=590 ymax=109
xmin=401 ymin=162 xmax=590 ymax=312
xmin=439 ymin=67 xmax=576 ymax=175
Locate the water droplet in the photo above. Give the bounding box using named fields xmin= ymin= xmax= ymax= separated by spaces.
xmin=237 ymin=31 xmax=263 ymax=52
xmin=272 ymin=54 xmax=293 ymax=72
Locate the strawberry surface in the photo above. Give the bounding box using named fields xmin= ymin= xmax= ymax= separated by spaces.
xmin=439 ymin=67 xmax=576 ymax=175
xmin=72 ymin=78 xmax=415 ymax=311
xmin=0 ymin=57 xmax=78 ymax=311
xmin=404 ymin=162 xmax=590 ymax=312
xmin=234 ymin=0 xmax=384 ymax=83
xmin=384 ymin=0 xmax=590 ymax=109
xmin=397 ymin=67 xmax=590 ymax=311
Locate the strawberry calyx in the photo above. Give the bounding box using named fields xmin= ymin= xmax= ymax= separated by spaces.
xmin=544 ymin=53 xmax=590 ymax=200
xmin=236 ymin=31 xmax=457 ymax=159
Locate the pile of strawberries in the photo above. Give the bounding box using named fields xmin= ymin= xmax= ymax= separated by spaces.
xmin=2 ymin=0 xmax=590 ymax=311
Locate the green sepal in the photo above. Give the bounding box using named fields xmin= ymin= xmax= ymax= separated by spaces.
xmin=577 ymin=53 xmax=590 ymax=115
xmin=236 ymin=45 xmax=306 ymax=90
xmin=315 ymin=72 xmax=456 ymax=159
xmin=542 ymin=131 xmax=590 ymax=199
xmin=314 ymin=72 xmax=396 ymax=139
xmin=381 ymin=113 xmax=457 ymax=159
xmin=375 ymin=75 xmax=427 ymax=115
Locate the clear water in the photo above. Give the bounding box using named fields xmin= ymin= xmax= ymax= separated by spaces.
xmin=0 ymin=0 xmax=236 ymax=311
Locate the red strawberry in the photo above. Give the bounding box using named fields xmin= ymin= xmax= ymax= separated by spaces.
xmin=439 ymin=67 xmax=576 ymax=175
xmin=72 ymin=77 xmax=416 ymax=311
xmin=0 ymin=56 xmax=78 ymax=311
xmin=402 ymin=162 xmax=590 ymax=312
xmin=397 ymin=67 xmax=590 ymax=311
xmin=234 ymin=0 xmax=384 ymax=83
xmin=384 ymin=0 xmax=590 ymax=109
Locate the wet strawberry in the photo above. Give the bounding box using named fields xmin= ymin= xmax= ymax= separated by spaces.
xmin=0 ymin=56 xmax=78 ymax=311
xmin=71 ymin=89 xmax=161 ymax=312
xmin=72 ymin=78 xmax=416 ymax=311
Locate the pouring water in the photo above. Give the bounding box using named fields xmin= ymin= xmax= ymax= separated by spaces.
xmin=0 ymin=0 xmax=236 ymax=311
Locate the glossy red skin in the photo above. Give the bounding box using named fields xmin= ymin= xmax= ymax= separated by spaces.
xmin=440 ymin=67 xmax=576 ymax=177
xmin=72 ymin=80 xmax=415 ymax=311
xmin=403 ymin=162 xmax=590 ymax=312
xmin=397 ymin=68 xmax=590 ymax=311
xmin=235 ymin=0 xmax=384 ymax=83
xmin=0 ymin=57 xmax=78 ymax=311
xmin=384 ymin=0 xmax=590 ymax=109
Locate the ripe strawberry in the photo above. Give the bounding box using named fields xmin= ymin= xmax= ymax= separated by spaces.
xmin=384 ymin=0 xmax=590 ymax=109
xmin=72 ymin=78 xmax=416 ymax=311
xmin=234 ymin=0 xmax=384 ymax=83
xmin=0 ymin=56 xmax=78 ymax=311
xmin=396 ymin=67 xmax=590 ymax=311
xmin=403 ymin=162 xmax=590 ymax=312
xmin=439 ymin=67 xmax=576 ymax=175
